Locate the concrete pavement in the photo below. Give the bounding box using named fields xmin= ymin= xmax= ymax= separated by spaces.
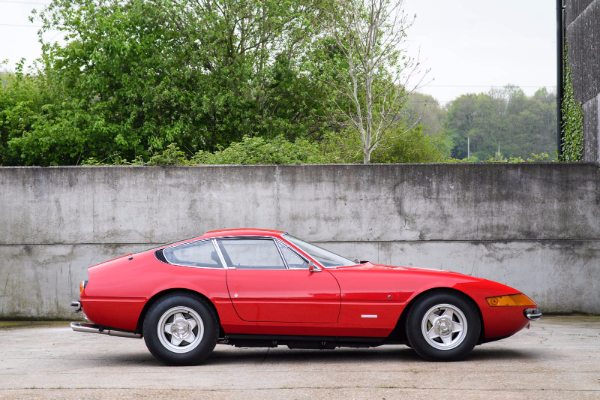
xmin=0 ymin=316 xmax=598 ymax=399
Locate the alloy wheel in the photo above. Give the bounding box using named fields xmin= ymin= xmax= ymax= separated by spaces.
xmin=157 ymin=306 xmax=204 ymax=354
xmin=420 ymin=303 xmax=468 ymax=351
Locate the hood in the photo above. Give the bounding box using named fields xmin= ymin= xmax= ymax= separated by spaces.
xmin=335 ymin=262 xmax=489 ymax=281
xmin=331 ymin=262 xmax=520 ymax=300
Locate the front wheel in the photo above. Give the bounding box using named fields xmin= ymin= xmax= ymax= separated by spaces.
xmin=406 ymin=291 xmax=481 ymax=361
xmin=143 ymin=293 xmax=219 ymax=366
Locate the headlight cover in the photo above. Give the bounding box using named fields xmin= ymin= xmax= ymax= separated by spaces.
xmin=486 ymin=293 xmax=536 ymax=307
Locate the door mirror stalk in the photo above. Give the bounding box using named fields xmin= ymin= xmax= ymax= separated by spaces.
xmin=309 ymin=262 xmax=322 ymax=273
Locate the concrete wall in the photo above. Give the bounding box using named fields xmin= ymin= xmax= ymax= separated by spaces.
xmin=566 ymin=0 xmax=600 ymax=161
xmin=0 ymin=164 xmax=599 ymax=318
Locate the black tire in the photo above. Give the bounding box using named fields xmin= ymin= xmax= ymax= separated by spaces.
xmin=143 ymin=293 xmax=219 ymax=366
xmin=406 ymin=291 xmax=480 ymax=361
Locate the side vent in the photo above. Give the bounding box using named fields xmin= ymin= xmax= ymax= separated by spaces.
xmin=155 ymin=249 xmax=168 ymax=263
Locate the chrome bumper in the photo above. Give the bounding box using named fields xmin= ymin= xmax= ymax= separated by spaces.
xmin=71 ymin=300 xmax=92 ymax=323
xmin=71 ymin=322 xmax=142 ymax=339
xmin=524 ymin=308 xmax=542 ymax=321
xmin=71 ymin=301 xmax=82 ymax=312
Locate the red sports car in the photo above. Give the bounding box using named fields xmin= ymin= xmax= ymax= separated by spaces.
xmin=71 ymin=228 xmax=541 ymax=365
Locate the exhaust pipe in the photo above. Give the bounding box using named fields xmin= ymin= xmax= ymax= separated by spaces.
xmin=71 ymin=322 xmax=142 ymax=339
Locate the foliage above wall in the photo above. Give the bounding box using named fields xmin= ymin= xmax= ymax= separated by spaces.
xmin=444 ymin=86 xmax=557 ymax=161
xmin=0 ymin=1 xmax=561 ymax=166
xmin=82 ymin=129 xmax=450 ymax=165
xmin=83 ymin=136 xmax=333 ymax=165
xmin=2 ymin=0 xmax=339 ymax=166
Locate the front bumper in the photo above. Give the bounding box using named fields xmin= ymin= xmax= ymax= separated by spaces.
xmin=524 ymin=308 xmax=542 ymax=321
xmin=71 ymin=300 xmax=91 ymax=322
xmin=71 ymin=301 xmax=82 ymax=312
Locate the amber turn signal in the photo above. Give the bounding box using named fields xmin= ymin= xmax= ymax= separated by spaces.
xmin=486 ymin=293 xmax=535 ymax=307
xmin=80 ymin=280 xmax=88 ymax=293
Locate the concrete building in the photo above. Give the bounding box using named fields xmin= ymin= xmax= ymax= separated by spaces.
xmin=566 ymin=0 xmax=600 ymax=161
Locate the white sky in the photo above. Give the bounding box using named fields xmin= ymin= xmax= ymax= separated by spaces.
xmin=1 ymin=0 xmax=557 ymax=105
xmin=403 ymin=0 xmax=557 ymax=104
xmin=0 ymin=0 xmax=57 ymax=65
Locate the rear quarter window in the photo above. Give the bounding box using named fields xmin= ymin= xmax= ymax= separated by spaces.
xmin=163 ymin=240 xmax=224 ymax=268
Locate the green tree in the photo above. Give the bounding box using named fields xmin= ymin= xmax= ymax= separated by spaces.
xmin=320 ymin=0 xmax=424 ymax=163
xmin=404 ymin=93 xmax=446 ymax=137
xmin=444 ymin=85 xmax=557 ymax=160
xmin=320 ymin=121 xmax=448 ymax=164
xmin=0 ymin=60 xmax=56 ymax=165
xmin=5 ymin=0 xmax=336 ymax=165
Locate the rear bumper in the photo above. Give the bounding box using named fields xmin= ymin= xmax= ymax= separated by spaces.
xmin=71 ymin=322 xmax=142 ymax=339
xmin=524 ymin=308 xmax=542 ymax=321
xmin=71 ymin=300 xmax=91 ymax=323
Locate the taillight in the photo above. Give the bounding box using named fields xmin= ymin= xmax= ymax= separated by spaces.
xmin=80 ymin=280 xmax=88 ymax=293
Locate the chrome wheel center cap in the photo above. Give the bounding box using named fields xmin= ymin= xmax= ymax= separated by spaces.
xmin=435 ymin=317 xmax=454 ymax=336
xmin=171 ymin=320 xmax=191 ymax=339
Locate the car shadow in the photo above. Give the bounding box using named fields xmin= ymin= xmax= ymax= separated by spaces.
xmin=465 ymin=347 xmax=541 ymax=361
xmin=208 ymin=346 xmax=422 ymax=364
xmin=106 ymin=345 xmax=538 ymax=367
xmin=208 ymin=346 xmax=537 ymax=364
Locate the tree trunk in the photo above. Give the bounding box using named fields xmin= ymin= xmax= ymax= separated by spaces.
xmin=363 ymin=148 xmax=371 ymax=164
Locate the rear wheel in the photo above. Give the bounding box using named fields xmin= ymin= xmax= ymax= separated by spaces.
xmin=406 ymin=291 xmax=480 ymax=361
xmin=143 ymin=293 xmax=219 ymax=366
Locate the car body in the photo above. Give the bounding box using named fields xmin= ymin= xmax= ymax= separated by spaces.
xmin=71 ymin=228 xmax=541 ymax=364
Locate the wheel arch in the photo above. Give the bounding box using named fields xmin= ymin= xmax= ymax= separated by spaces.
xmin=387 ymin=287 xmax=485 ymax=345
xmin=136 ymin=288 xmax=222 ymax=335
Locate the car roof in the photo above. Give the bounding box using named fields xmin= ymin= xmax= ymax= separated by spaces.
xmin=202 ymin=228 xmax=285 ymax=238
xmin=152 ymin=229 xmax=285 ymax=251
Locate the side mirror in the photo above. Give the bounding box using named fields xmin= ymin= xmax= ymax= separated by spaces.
xmin=309 ymin=262 xmax=322 ymax=273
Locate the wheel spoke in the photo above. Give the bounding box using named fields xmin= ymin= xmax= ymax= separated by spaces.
xmin=184 ymin=332 xmax=196 ymax=344
xmin=170 ymin=335 xmax=183 ymax=346
xmin=187 ymin=318 xmax=197 ymax=330
xmin=173 ymin=313 xmax=185 ymax=321
xmin=452 ymin=322 xmax=464 ymax=333
xmin=442 ymin=308 xmax=454 ymax=320
xmin=164 ymin=323 xmax=173 ymax=334
xmin=427 ymin=328 xmax=440 ymax=340
xmin=441 ymin=335 xmax=453 ymax=345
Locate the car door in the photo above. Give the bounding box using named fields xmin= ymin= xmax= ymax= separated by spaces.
xmin=218 ymin=237 xmax=341 ymax=323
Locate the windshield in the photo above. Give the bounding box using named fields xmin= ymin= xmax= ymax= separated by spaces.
xmin=282 ymin=234 xmax=356 ymax=267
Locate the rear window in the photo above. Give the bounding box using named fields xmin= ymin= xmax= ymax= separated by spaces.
xmin=163 ymin=240 xmax=224 ymax=268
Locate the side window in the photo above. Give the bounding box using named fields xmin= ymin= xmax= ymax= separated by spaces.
xmin=217 ymin=239 xmax=286 ymax=269
xmin=279 ymin=244 xmax=309 ymax=269
xmin=163 ymin=240 xmax=224 ymax=268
